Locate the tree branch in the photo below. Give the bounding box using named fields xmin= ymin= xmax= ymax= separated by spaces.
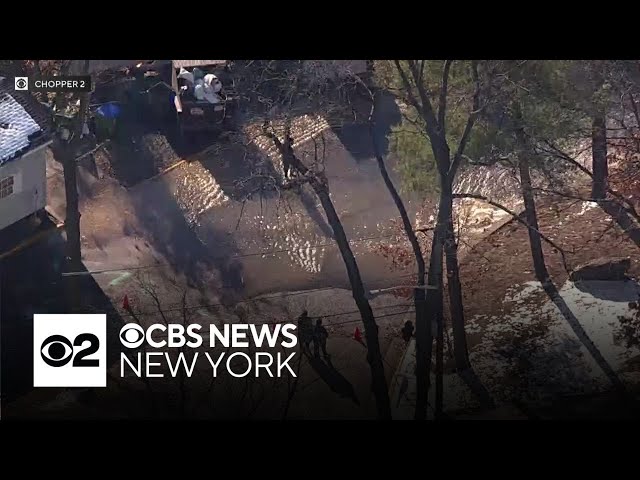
xmin=394 ymin=60 xmax=426 ymax=123
xmin=539 ymin=141 xmax=640 ymax=222
xmin=540 ymin=141 xmax=593 ymax=177
xmin=452 ymin=193 xmax=571 ymax=273
xmin=438 ymin=60 xmax=453 ymax=132
xmin=407 ymin=60 xmax=441 ymax=138
xmin=449 ymin=60 xmax=482 ymax=182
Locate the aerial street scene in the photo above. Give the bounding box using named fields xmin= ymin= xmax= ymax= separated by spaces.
xmin=1 ymin=59 xmax=639 ymax=420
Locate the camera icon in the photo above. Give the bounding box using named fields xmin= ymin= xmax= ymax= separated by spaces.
xmin=14 ymin=77 xmax=28 ymax=91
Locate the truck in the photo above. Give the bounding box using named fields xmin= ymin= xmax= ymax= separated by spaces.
xmin=170 ymin=60 xmax=238 ymax=137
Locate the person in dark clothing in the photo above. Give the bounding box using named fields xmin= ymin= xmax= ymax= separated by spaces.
xmin=401 ymin=321 xmax=414 ymax=343
xmin=313 ymin=318 xmax=329 ymax=359
xmin=283 ymin=134 xmax=295 ymax=179
xmin=297 ymin=310 xmax=313 ymax=355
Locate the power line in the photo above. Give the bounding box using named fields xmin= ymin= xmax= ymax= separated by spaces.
xmin=11 ymin=268 xmax=423 ymax=324
xmin=117 ymin=270 xmax=423 ymax=317
xmin=121 ymin=297 xmax=413 ymax=320
xmin=328 ymin=309 xmax=415 ymax=327
xmin=118 ymin=286 xmax=343 ymax=317
xmin=120 ymin=306 xmax=415 ymax=342
xmin=65 ymin=276 xmax=418 ymax=318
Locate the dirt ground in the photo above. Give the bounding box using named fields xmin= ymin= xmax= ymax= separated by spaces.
xmin=454 ymin=189 xmax=640 ymax=408
xmin=460 ymin=193 xmax=640 ymax=322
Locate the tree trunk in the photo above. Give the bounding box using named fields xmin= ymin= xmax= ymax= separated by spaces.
xmin=54 ymin=61 xmax=73 ymax=113
xmin=61 ymin=60 xmax=91 ymax=311
xmin=591 ymin=113 xmax=608 ymax=200
xmin=312 ymin=181 xmax=392 ymax=419
xmin=370 ymin=118 xmax=429 ymax=420
xmin=435 ymin=269 xmax=444 ymax=419
xmin=443 ymin=200 xmax=496 ymax=409
xmin=63 ymin=150 xmax=82 ymax=270
xmin=517 ymin=146 xmax=549 ymax=282
xmin=270 ymin=130 xmax=392 ymax=419
xmin=441 ymin=187 xmax=471 ymax=372
xmin=64 ymin=86 xmax=90 ymax=271
xmin=420 ymin=195 xmax=448 ymax=419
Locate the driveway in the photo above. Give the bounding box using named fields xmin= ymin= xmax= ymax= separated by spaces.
xmin=54 ymin=90 xmax=418 ymax=306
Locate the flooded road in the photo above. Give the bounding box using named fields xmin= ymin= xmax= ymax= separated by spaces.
xmin=160 ymin=120 xmax=418 ymax=297
xmin=75 ymin=89 xmax=530 ymax=301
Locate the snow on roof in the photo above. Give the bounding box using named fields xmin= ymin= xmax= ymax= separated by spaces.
xmin=0 ymin=92 xmax=43 ymax=165
xmin=172 ymin=60 xmax=228 ymax=69
xmin=68 ymin=60 xmax=152 ymax=75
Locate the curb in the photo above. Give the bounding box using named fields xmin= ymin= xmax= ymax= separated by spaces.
xmin=0 ymin=220 xmax=65 ymax=261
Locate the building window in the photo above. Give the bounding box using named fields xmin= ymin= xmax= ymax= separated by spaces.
xmin=0 ymin=176 xmax=14 ymax=199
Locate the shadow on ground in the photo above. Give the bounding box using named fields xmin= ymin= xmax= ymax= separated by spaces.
xmin=307 ymin=355 xmax=359 ymax=405
xmin=194 ymin=126 xmax=334 ymax=239
xmin=598 ymin=201 xmax=640 ymax=250
xmin=331 ymin=90 xmax=401 ymax=162
xmin=125 ymin=175 xmax=245 ymax=306
xmin=0 ymin=216 xmax=124 ymax=406
xmin=572 ymin=279 xmax=640 ymax=301
xmin=542 ymin=281 xmax=629 ymax=396
xmin=196 ymin=138 xmax=282 ymax=202
xmin=89 ymin=76 xmax=184 ymax=188
xmin=538 ymin=390 xmax=640 ymax=419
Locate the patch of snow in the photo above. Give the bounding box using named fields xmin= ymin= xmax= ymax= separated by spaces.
xmin=568 ymin=201 xmax=599 ymax=219
xmin=540 ymin=280 xmax=640 ymax=371
xmin=504 ymin=281 xmax=544 ymax=303
xmin=0 ymin=93 xmax=42 ymax=163
xmin=466 ymin=278 xmax=640 ymax=404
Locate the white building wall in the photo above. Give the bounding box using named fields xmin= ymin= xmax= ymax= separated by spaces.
xmin=0 ymin=147 xmax=47 ymax=231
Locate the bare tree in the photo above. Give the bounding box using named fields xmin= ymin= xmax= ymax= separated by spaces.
xmin=389 ymin=60 xmax=491 ymax=418
xmin=515 ymin=122 xmax=550 ymax=283
xmin=37 ymin=59 xmax=91 ymax=311
xmin=230 ymin=61 xmax=393 ymax=418
xmin=356 ymin=80 xmax=429 ymax=412
xmin=265 ymin=124 xmax=391 ymax=419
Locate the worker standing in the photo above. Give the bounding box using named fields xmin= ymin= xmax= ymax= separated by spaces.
xmin=297 ymin=310 xmax=313 ymax=355
xmin=313 ymin=318 xmax=329 ymax=359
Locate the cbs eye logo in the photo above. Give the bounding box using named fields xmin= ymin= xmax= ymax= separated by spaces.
xmin=14 ymin=77 xmax=29 ymax=91
xmin=40 ymin=333 xmax=100 ymax=367
xmin=33 ymin=314 xmax=107 ymax=388
xmin=120 ymin=323 xmax=145 ymax=348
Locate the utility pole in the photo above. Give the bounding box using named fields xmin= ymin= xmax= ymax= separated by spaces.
xmin=59 ymin=59 xmax=91 ymax=312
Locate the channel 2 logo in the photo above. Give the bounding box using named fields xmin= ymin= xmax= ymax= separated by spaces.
xmin=14 ymin=77 xmax=28 ymax=91
xmin=33 ymin=314 xmax=106 ymax=387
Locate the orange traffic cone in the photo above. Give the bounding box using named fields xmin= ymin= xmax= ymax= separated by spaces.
xmin=354 ymin=326 xmax=363 ymax=343
xmin=122 ymin=294 xmax=131 ymax=311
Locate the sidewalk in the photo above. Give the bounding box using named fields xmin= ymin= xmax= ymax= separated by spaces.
xmin=389 ymin=337 xmax=417 ymax=419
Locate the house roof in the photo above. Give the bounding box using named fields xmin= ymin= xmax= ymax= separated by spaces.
xmin=68 ymin=60 xmax=161 ymax=75
xmin=172 ymin=60 xmax=229 ymax=69
xmin=0 ymin=76 xmax=53 ymax=166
